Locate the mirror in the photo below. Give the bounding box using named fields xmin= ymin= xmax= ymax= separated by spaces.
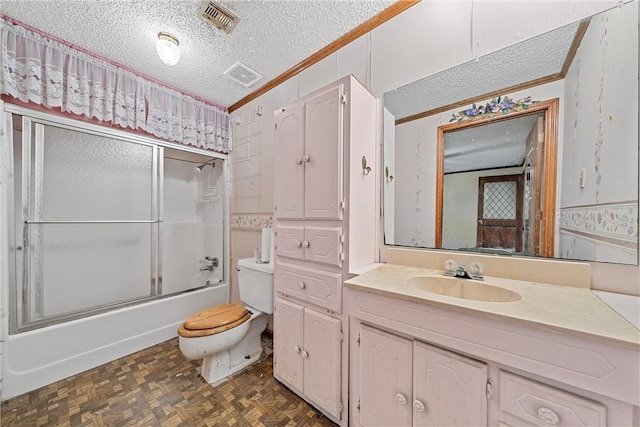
xmin=437 ymin=107 xmax=555 ymax=258
xmin=383 ymin=1 xmax=638 ymax=265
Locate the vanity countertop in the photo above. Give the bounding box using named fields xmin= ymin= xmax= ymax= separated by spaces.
xmin=345 ymin=264 xmax=640 ymax=349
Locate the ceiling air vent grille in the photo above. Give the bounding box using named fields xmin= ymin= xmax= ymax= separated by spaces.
xmin=224 ymin=62 xmax=263 ymax=88
xmin=199 ymin=0 xmax=240 ymax=33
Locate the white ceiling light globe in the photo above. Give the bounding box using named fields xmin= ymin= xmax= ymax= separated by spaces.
xmin=156 ymin=32 xmax=180 ymax=66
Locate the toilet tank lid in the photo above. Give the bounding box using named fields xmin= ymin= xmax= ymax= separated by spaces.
xmin=237 ymin=257 xmax=274 ymax=274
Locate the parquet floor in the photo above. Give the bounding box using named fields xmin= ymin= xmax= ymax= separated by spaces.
xmin=1 ymin=338 xmax=337 ymax=427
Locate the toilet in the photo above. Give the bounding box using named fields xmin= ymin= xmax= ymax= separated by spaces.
xmin=178 ymin=257 xmax=274 ymax=384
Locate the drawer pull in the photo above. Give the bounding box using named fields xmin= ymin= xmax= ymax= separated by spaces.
xmin=301 ymin=350 xmax=308 ymax=359
xmin=537 ymin=407 xmax=560 ymax=425
xmin=413 ymin=400 xmax=426 ymax=413
xmin=395 ymin=393 xmax=407 ymax=406
xmin=294 ymin=240 xmax=302 ymax=248
xmin=302 ymin=154 xmax=310 ymax=162
xmin=302 ymin=240 xmax=310 ymax=248
xmin=298 ymin=281 xmax=305 ymax=289
xmin=293 ymin=346 xmax=300 ymax=354
xmin=295 ymin=157 xmax=302 ymax=165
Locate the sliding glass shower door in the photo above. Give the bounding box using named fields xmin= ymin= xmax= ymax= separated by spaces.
xmin=18 ymin=118 xmax=159 ymax=329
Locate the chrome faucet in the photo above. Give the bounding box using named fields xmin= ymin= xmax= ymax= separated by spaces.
xmin=454 ymin=265 xmax=473 ymax=279
xmin=444 ymin=260 xmax=484 ymax=280
xmin=199 ymin=256 xmax=218 ymax=271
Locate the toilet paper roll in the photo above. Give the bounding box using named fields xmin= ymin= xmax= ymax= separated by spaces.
xmin=261 ymin=228 xmax=271 ymax=263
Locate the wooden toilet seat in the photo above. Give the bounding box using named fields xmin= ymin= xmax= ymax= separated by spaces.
xmin=178 ymin=303 xmax=251 ymax=338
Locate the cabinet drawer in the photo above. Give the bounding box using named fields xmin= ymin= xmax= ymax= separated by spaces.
xmin=275 ymin=262 xmax=342 ymax=312
xmin=499 ymin=371 xmax=606 ymax=426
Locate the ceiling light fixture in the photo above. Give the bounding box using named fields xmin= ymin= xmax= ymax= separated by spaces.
xmin=156 ymin=32 xmax=181 ymax=66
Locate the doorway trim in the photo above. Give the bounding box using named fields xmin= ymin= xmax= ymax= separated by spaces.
xmin=435 ymin=98 xmax=559 ymax=257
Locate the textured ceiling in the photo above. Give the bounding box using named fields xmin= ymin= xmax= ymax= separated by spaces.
xmin=444 ymin=113 xmax=543 ymax=174
xmin=0 ymin=0 xmax=395 ymax=108
xmin=384 ymin=21 xmax=581 ymax=121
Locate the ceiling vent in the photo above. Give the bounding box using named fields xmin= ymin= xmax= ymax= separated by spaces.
xmin=199 ymin=1 xmax=240 ymax=33
xmin=224 ymin=62 xmax=263 ymax=88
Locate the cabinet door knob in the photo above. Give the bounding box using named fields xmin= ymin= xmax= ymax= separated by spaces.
xmin=413 ymin=400 xmax=426 ymax=413
xmin=302 ymin=154 xmax=310 ymax=162
xmin=302 ymin=240 xmax=309 ymax=248
xmin=295 ymin=157 xmax=302 ymax=165
xmin=298 ymin=281 xmax=305 ymax=289
xmin=294 ymin=240 xmax=302 ymax=248
xmin=301 ymin=350 xmax=308 ymax=359
xmin=395 ymin=393 xmax=407 ymax=406
xmin=537 ymin=407 xmax=560 ymax=425
xmin=293 ymin=346 xmax=300 ymax=353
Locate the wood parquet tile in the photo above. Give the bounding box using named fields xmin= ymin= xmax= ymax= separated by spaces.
xmin=1 ymin=338 xmax=337 ymax=427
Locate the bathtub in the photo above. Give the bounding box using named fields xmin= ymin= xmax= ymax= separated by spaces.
xmin=0 ymin=283 xmax=228 ymax=400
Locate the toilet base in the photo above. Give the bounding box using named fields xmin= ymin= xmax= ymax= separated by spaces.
xmin=198 ymin=312 xmax=268 ymax=385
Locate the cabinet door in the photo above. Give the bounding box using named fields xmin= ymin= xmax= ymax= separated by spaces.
xmin=303 ymin=308 xmax=342 ymax=420
xmin=304 ymin=85 xmax=343 ymax=220
xmin=358 ymin=324 xmax=413 ymax=427
xmin=304 ymin=226 xmax=343 ymax=267
xmin=274 ymin=104 xmax=305 ymax=219
xmin=275 ymin=226 xmax=304 ymax=261
xmin=273 ymin=297 xmax=304 ymax=391
xmin=413 ymin=341 xmax=488 ymax=427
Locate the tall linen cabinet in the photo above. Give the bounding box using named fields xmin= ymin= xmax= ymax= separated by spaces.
xmin=273 ymin=75 xmax=378 ymax=425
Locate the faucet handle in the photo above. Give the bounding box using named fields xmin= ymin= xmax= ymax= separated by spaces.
xmin=469 ymin=261 xmax=484 ymax=279
xmin=444 ymin=259 xmax=458 ymax=276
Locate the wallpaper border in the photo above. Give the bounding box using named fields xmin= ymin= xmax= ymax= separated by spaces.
xmin=230 ymin=214 xmax=273 ymax=231
xmin=559 ymin=201 xmax=638 ymax=253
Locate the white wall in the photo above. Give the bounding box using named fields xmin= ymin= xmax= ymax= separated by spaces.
xmin=228 ymin=1 xmax=638 ymax=295
xmin=559 ymin=2 xmax=639 ymax=264
xmin=383 ymin=108 xmax=396 ymax=244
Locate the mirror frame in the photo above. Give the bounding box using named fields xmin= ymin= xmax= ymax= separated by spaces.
xmin=435 ymin=98 xmax=559 ymax=257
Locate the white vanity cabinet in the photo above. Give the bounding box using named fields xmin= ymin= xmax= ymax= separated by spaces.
xmin=273 ymin=75 xmax=378 ymax=426
xmin=355 ymin=324 xmax=488 ymax=427
xmin=346 ymin=284 xmax=639 ymax=427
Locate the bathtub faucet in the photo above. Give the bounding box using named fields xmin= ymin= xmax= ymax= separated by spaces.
xmin=200 ymin=256 xmax=218 ymax=271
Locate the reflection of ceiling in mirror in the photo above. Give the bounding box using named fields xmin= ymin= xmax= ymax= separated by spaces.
xmin=444 ymin=114 xmax=542 ymax=174
xmin=384 ymin=22 xmax=581 ymax=121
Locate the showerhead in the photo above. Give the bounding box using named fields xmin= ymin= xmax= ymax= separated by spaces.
xmin=194 ymin=161 xmax=215 ymax=173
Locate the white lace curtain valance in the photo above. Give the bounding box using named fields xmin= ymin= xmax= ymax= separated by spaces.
xmin=0 ymin=16 xmax=229 ymax=153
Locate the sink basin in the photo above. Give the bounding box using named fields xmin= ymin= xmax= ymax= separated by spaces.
xmin=406 ymin=276 xmax=521 ymax=302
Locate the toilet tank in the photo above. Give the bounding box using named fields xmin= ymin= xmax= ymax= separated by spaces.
xmin=237 ymin=258 xmax=274 ymax=314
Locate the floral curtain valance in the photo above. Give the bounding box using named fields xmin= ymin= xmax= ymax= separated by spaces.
xmin=0 ymin=16 xmax=229 ymax=153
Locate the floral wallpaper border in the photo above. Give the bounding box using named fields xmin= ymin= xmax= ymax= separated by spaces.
xmin=559 ymin=201 xmax=638 ymax=252
xmin=231 ymin=214 xmax=273 ymax=231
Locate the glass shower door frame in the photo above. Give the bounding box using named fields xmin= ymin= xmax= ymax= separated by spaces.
xmin=17 ymin=117 xmax=161 ymax=332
